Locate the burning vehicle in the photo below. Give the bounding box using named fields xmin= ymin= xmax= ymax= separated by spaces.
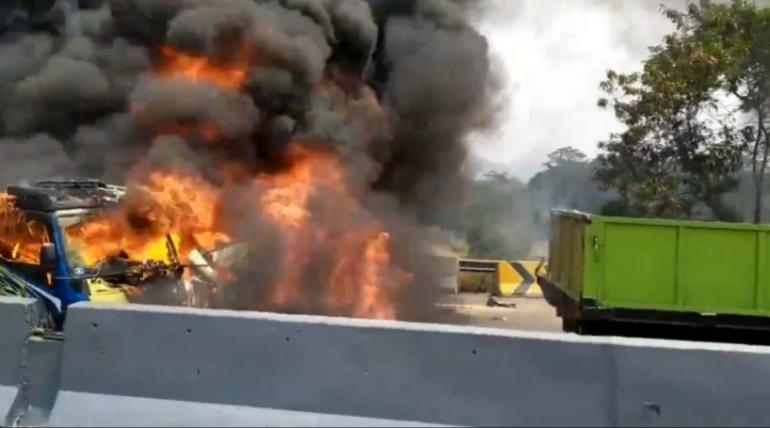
xmin=0 ymin=179 xmax=202 ymax=328
xmin=0 ymin=178 xmax=265 ymax=329
xmin=0 ymin=172 xmax=413 ymax=329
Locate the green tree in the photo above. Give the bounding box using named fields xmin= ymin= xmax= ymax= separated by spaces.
xmin=596 ymin=2 xmax=746 ymax=221
xmin=665 ymin=0 xmax=770 ymax=222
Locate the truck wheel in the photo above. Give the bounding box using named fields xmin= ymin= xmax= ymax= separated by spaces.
xmin=562 ymin=317 xmax=578 ymax=333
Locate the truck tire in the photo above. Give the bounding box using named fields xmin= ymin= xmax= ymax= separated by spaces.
xmin=562 ymin=317 xmax=578 ymax=333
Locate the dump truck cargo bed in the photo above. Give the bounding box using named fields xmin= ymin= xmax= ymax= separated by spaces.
xmin=539 ymin=210 xmax=770 ymax=332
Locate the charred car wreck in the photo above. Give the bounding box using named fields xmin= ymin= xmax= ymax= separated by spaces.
xmin=0 ymin=179 xmax=232 ymax=329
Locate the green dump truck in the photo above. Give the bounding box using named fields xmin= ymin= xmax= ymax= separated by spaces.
xmin=537 ymin=210 xmax=770 ymax=333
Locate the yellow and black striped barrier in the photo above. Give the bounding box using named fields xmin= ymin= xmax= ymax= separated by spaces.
xmin=457 ymin=259 xmax=544 ymax=298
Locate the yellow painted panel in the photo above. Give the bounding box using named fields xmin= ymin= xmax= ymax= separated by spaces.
xmin=87 ymin=279 xmax=129 ymax=304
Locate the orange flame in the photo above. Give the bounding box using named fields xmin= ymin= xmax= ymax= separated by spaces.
xmin=54 ymin=47 xmax=413 ymax=320
xmin=64 ymin=173 xmax=231 ymax=267
xmin=0 ymin=193 xmax=50 ymax=265
xmin=328 ymin=231 xmax=403 ymax=319
xmin=255 ymin=147 xmax=411 ymax=319
xmin=60 ymin=148 xmax=410 ymax=319
xmin=158 ymin=47 xmax=248 ymax=91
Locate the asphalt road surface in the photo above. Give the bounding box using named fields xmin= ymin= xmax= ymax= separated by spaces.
xmin=432 ymin=293 xmax=770 ymax=346
xmin=432 ymin=293 xmax=562 ymax=332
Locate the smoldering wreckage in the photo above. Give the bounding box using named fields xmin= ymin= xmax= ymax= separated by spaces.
xmin=0 ymin=0 xmax=497 ymax=327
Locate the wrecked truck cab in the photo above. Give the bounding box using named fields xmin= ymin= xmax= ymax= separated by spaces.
xmin=0 ymin=180 xmax=134 ymax=329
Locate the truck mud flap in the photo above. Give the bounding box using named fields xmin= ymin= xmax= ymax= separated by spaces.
xmin=536 ymin=275 xmax=568 ymax=314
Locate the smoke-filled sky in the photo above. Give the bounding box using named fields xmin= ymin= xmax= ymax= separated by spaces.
xmin=468 ymin=0 xmax=685 ymax=180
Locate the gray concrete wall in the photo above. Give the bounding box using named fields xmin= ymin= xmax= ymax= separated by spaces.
xmin=14 ymin=337 xmax=63 ymax=427
xmin=0 ymin=297 xmax=40 ymax=426
xmin=48 ymin=303 xmax=770 ymax=427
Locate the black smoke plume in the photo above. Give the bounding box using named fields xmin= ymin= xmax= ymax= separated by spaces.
xmin=0 ymin=0 xmax=499 ymax=320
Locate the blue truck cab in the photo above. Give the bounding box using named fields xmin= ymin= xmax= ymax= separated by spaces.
xmin=0 ymin=180 xmax=131 ymax=329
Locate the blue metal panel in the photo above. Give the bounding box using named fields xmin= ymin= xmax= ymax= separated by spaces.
xmin=48 ymin=215 xmax=88 ymax=327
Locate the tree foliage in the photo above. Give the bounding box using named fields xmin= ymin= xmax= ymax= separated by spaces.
xmin=595 ymin=0 xmax=770 ymax=221
xmin=687 ymin=0 xmax=770 ymax=223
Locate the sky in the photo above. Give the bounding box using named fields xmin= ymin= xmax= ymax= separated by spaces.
xmin=468 ymin=0 xmax=682 ymax=181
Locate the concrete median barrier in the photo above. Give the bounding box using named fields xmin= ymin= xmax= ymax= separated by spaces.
xmin=613 ymin=343 xmax=770 ymax=426
xmin=45 ymin=303 xmax=770 ymax=427
xmin=50 ymin=304 xmax=613 ymax=427
xmin=0 ymin=297 xmax=41 ymax=426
